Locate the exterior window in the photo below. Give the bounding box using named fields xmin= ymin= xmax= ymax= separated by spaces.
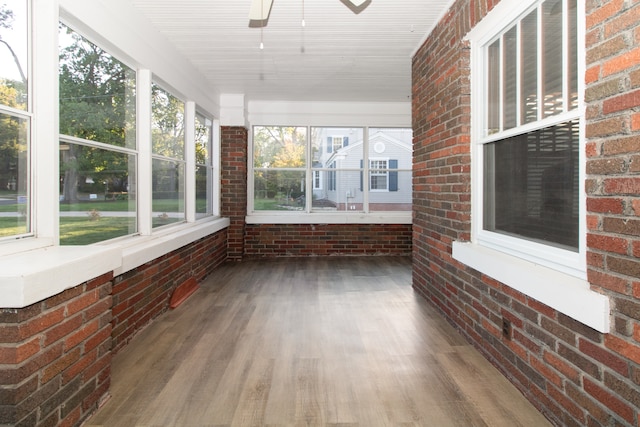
xmin=59 ymin=23 xmax=137 ymax=245
xmin=369 ymin=160 xmax=388 ymax=191
xmin=313 ymin=170 xmax=322 ymax=190
xmin=0 ymin=1 xmax=30 ymax=239
xmin=151 ymin=83 xmax=185 ymax=227
xmin=475 ymin=0 xmax=581 ymax=267
xmin=251 ymin=126 xmax=412 ymax=214
xmin=195 ymin=111 xmax=213 ymax=218
xmin=253 ymin=126 xmax=307 ymax=211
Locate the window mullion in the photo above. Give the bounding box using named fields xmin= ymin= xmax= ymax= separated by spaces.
xmin=562 ymin=0 xmax=569 ymax=112
xmin=537 ymin=5 xmax=544 ymax=121
xmin=137 ymin=69 xmax=153 ymax=236
xmin=185 ymin=101 xmax=196 ymax=222
xmin=516 ymin=21 xmax=522 ymax=127
xmin=34 ymin=0 xmax=59 ymax=242
xmin=363 ymin=127 xmax=369 ymax=213
xmin=306 ymin=125 xmax=312 ymax=213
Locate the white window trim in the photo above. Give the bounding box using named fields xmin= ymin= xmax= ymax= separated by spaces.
xmin=369 ymin=158 xmax=389 ymax=192
xmin=457 ymin=0 xmax=609 ymax=333
xmin=0 ymin=3 xmax=229 ymax=309
xmin=248 ymin=125 xmax=412 ymax=223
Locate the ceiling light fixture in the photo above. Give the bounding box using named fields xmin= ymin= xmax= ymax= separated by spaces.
xmin=301 ymin=0 xmax=305 ymax=27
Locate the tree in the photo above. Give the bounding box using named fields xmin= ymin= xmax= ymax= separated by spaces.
xmin=58 ymin=23 xmax=135 ymax=202
xmin=0 ymin=4 xmax=28 ymax=193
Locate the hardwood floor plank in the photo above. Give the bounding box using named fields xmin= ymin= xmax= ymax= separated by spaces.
xmin=86 ymin=257 xmax=550 ymax=427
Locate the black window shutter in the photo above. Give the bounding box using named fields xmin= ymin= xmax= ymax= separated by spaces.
xmin=343 ymin=136 xmax=349 ymax=146
xmin=389 ymin=159 xmax=398 ymax=191
xmin=327 ymin=137 xmax=332 ymax=153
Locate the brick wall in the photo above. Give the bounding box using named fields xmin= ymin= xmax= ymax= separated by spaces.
xmin=244 ymin=223 xmax=412 ymax=257
xmin=111 ymin=230 xmax=227 ymax=353
xmin=221 ymin=126 xmax=248 ymax=260
xmin=225 ymin=126 xmax=413 ymax=258
xmin=412 ymin=0 xmax=640 ymax=426
xmin=0 ymin=274 xmax=113 ymax=427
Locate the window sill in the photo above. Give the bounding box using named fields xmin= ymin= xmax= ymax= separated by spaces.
xmin=246 ymin=212 xmax=412 ymax=224
xmin=0 ymin=245 xmax=121 ymax=308
xmin=106 ymin=216 xmax=230 ymax=275
xmin=0 ymin=217 xmax=230 ymax=308
xmin=452 ymin=241 xmax=610 ymax=333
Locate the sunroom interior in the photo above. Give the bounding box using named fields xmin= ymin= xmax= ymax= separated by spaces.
xmin=2 ymin=0 xmax=632 ymax=426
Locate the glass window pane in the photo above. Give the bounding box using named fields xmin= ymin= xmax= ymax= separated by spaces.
xmin=59 ymin=142 xmax=136 ymax=245
xmin=370 ymin=171 xmax=412 ymax=212
xmin=195 ymin=113 xmax=211 ymax=164
xmin=310 ymin=127 xmax=363 ymax=212
xmin=59 ymin=24 xmax=136 ymax=150
xmin=0 ymin=112 xmax=28 ymax=237
xmin=487 ymin=39 xmax=501 ymax=135
xmin=254 ymin=126 xmax=307 ymax=168
xmin=368 ymin=128 xmax=412 ymax=211
xmin=521 ymin=10 xmax=538 ymax=124
xmin=503 ymin=27 xmax=518 ymax=130
xmin=483 ymin=120 xmax=579 ymax=250
xmin=152 ymin=84 xmax=184 ymax=159
xmin=152 ymin=158 xmax=185 ymax=227
xmin=195 ymin=165 xmax=211 ymax=218
xmin=195 ymin=112 xmax=212 ymax=219
xmin=568 ymin=0 xmax=578 ymax=109
xmin=0 ymin=0 xmax=28 ymax=111
xmin=543 ymin=0 xmax=564 ymax=117
xmin=253 ymin=170 xmax=305 ymax=211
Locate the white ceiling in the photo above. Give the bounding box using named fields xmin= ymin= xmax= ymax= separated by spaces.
xmin=131 ymin=0 xmax=452 ymax=103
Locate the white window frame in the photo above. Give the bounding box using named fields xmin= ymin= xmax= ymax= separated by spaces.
xmin=247 ymin=125 xmax=412 ymax=224
xmin=369 ymin=158 xmax=388 ymax=192
xmin=0 ymin=1 xmax=228 ymax=309
xmin=454 ymin=0 xmax=610 ymax=333
xmin=332 ymin=135 xmax=345 ymax=152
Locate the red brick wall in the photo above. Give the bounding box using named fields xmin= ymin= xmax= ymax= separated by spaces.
xmin=412 ymin=0 xmax=640 ymax=426
xmin=225 ymin=126 xmax=413 ymax=258
xmin=221 ymin=126 xmax=248 ymax=260
xmin=0 ymin=274 xmax=113 ymax=427
xmin=245 ymin=223 xmax=412 ymax=257
xmin=111 ymin=230 xmax=227 ymax=353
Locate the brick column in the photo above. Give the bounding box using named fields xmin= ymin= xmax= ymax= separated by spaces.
xmin=220 ymin=126 xmax=248 ymax=260
xmin=0 ymin=274 xmax=113 ymax=426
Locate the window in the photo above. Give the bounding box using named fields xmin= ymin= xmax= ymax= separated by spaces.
xmin=313 ymin=170 xmax=322 ymax=190
xmin=0 ymin=0 xmax=30 ymax=239
xmin=58 ymin=24 xmax=137 ymax=245
xmin=253 ymin=126 xmax=307 ymax=211
xmin=251 ymin=126 xmax=412 ymax=215
xmin=470 ymin=0 xmax=582 ymax=274
xmin=369 ymin=159 xmax=388 ymax=191
xmin=454 ymin=0 xmax=610 ymax=333
xmin=151 ymin=83 xmax=185 ymax=227
xmin=195 ymin=111 xmax=213 ymax=218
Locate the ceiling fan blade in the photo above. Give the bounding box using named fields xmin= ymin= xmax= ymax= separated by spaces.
xmin=249 ymin=0 xmax=273 ymax=27
xmin=340 ymin=0 xmax=372 ymax=14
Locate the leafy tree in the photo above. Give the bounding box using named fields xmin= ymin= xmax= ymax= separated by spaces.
xmin=58 ymin=24 xmax=135 ymax=202
xmin=0 ymin=4 xmax=27 ymax=193
xmin=253 ymin=126 xmax=306 ymax=203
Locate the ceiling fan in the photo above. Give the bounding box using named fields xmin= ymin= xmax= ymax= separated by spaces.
xmin=249 ymin=0 xmax=371 ymax=27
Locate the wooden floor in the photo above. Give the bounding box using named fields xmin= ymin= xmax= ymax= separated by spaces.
xmin=87 ymin=257 xmax=550 ymax=427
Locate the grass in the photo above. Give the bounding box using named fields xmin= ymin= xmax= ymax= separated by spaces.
xmin=0 ymin=197 xmax=204 ymax=244
xmin=60 ymin=217 xmax=135 ymax=245
xmin=253 ymin=198 xmax=302 ymax=211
